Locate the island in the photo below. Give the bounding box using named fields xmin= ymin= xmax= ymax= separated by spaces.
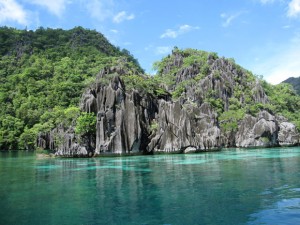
xmin=0 ymin=27 xmax=299 ymax=156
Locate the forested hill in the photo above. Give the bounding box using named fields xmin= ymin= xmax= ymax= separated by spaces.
xmin=1 ymin=27 xmax=299 ymax=152
xmin=283 ymin=77 xmax=300 ymax=95
xmin=0 ymin=27 xmax=142 ymax=150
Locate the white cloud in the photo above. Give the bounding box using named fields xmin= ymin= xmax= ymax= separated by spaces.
xmin=123 ymin=41 xmax=132 ymax=46
xmin=84 ymin=1 xmax=135 ymax=23
xmin=221 ymin=11 xmax=245 ymax=27
xmin=110 ymin=29 xmax=118 ymax=33
xmin=259 ymin=0 xmax=275 ymax=4
xmin=287 ymin=0 xmax=300 ymax=18
xmin=85 ymin=0 xmax=114 ymax=21
xmin=0 ymin=0 xmax=28 ymax=25
xmin=160 ymin=24 xmax=199 ymax=39
xmin=250 ymin=34 xmax=300 ymax=84
xmin=144 ymin=44 xmax=153 ymax=51
xmin=256 ymin=0 xmax=286 ymax=4
xmin=113 ymin=11 xmax=134 ymax=23
xmin=160 ymin=29 xmax=177 ymax=38
xmin=257 ymin=0 xmax=300 ymax=19
xmin=26 ymin=0 xmax=71 ymax=17
xmin=282 ymin=24 xmax=292 ymax=29
xmin=155 ymin=46 xmax=172 ymax=55
xmin=146 ymin=44 xmax=171 ymax=55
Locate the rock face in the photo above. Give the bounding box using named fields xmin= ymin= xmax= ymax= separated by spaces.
xmin=37 ymin=50 xmax=300 ymax=156
xmin=76 ymin=66 xmax=222 ymax=155
xmin=234 ymin=111 xmax=299 ymax=148
xmin=87 ymin=74 xmax=157 ymax=155
xmin=235 ymin=111 xmax=278 ymax=147
xmin=277 ymin=116 xmax=300 ymax=146
xmin=37 ymin=125 xmax=92 ymax=157
xmin=148 ymin=101 xmax=221 ymax=153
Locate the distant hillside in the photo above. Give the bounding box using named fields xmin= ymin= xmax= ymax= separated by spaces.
xmin=283 ymin=77 xmax=300 ymax=95
xmin=0 ymin=26 xmax=142 ymax=150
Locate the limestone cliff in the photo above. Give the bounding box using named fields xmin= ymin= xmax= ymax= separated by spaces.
xmin=37 ymin=49 xmax=300 ymax=156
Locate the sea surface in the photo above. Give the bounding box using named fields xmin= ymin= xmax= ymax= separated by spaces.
xmin=1 ymin=147 xmax=300 ymax=225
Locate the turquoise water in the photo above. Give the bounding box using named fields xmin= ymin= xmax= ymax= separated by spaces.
xmin=1 ymin=148 xmax=300 ymax=225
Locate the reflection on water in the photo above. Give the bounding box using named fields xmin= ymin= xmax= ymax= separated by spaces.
xmin=249 ymin=198 xmax=300 ymax=225
xmin=249 ymin=185 xmax=300 ymax=225
xmin=0 ymin=147 xmax=300 ymax=225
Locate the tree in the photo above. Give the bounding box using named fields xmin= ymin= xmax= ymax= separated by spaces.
xmin=75 ymin=112 xmax=97 ymax=151
xmin=0 ymin=27 xmax=143 ymax=150
xmin=75 ymin=112 xmax=96 ymax=136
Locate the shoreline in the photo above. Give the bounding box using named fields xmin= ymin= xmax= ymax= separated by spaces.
xmin=2 ymin=144 xmax=300 ymax=158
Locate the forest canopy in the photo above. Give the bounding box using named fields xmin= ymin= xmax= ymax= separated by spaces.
xmin=0 ymin=26 xmax=142 ymax=150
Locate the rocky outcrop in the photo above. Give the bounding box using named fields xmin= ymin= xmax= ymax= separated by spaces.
xmin=235 ymin=111 xmax=278 ymax=147
xmin=38 ymin=50 xmax=300 ymax=156
xmin=148 ymin=101 xmax=221 ymax=153
xmin=93 ymin=82 xmax=156 ymax=155
xmin=277 ymin=116 xmax=300 ymax=146
xmin=37 ymin=125 xmax=93 ymax=157
xmin=79 ymin=67 xmax=222 ymax=155
xmin=226 ymin=111 xmax=300 ymax=148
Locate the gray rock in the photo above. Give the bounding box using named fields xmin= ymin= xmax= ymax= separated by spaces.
xmin=38 ymin=54 xmax=299 ymax=156
xmin=235 ymin=111 xmax=278 ymax=148
xmin=278 ymin=122 xmax=299 ymax=146
xmin=147 ymin=101 xmax=221 ymax=153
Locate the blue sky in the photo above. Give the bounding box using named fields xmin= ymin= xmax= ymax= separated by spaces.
xmin=1 ymin=0 xmax=300 ymax=84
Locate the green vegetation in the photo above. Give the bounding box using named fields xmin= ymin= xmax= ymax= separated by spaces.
xmin=0 ymin=26 xmax=142 ymax=150
xmin=283 ymin=77 xmax=300 ymax=95
xmin=153 ymin=47 xmax=213 ymax=75
xmin=1 ymin=28 xmax=299 ymax=151
xmin=153 ymin=48 xmax=215 ymax=99
xmin=75 ymin=112 xmax=97 ymax=136
xmin=154 ymin=47 xmax=300 ymax=131
xmin=150 ymin=121 xmax=159 ymax=133
xmin=219 ymin=109 xmax=245 ymax=132
xmin=260 ymin=81 xmax=300 ymax=129
xmin=122 ymin=74 xmax=167 ymax=97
